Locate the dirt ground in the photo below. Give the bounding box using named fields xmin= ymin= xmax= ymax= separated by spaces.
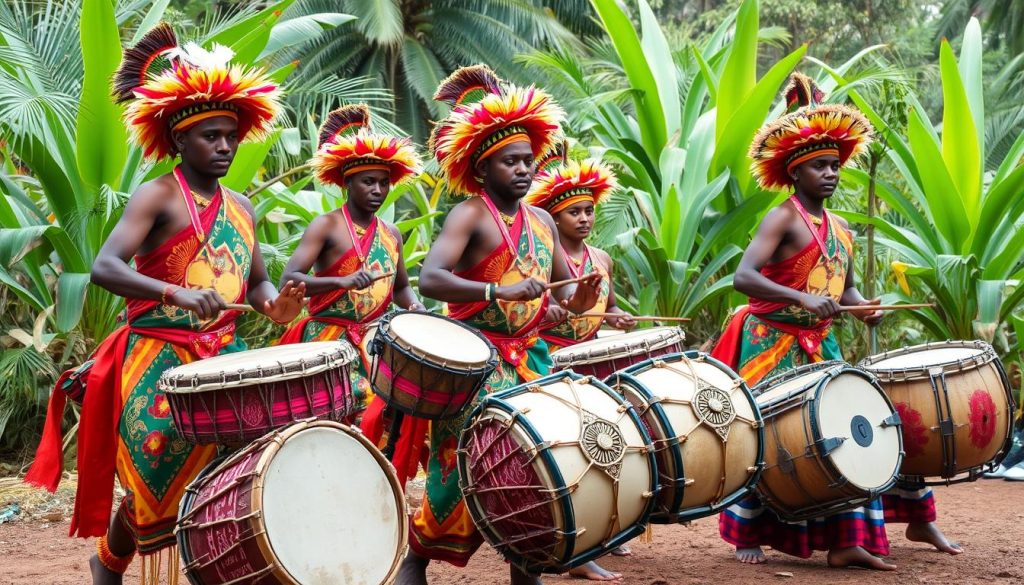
xmin=0 ymin=479 xmax=1021 ymax=585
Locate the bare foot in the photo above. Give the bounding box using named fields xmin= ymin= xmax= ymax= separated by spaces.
xmin=610 ymin=544 xmax=632 ymax=557
xmin=827 ymin=546 xmax=897 ymax=570
xmin=89 ymin=555 xmax=123 ymax=585
xmin=395 ymin=551 xmax=429 ymax=585
xmin=568 ymin=560 xmax=623 ymax=581
xmin=735 ymin=546 xmax=767 ymax=564
xmin=905 ymin=521 xmax=963 ymax=555
xmin=511 ymin=564 xmax=544 ymax=585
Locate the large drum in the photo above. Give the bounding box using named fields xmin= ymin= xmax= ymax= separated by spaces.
xmin=368 ymin=311 xmax=499 ymax=420
xmin=177 ymin=420 xmax=407 ymax=585
xmin=859 ymin=340 xmax=1014 ymax=483
xmin=458 ymin=371 xmax=657 ymax=574
xmin=160 ymin=342 xmax=359 ymax=445
xmin=607 ymin=351 xmax=764 ymax=523
xmin=551 ymin=326 xmax=685 ymax=379
xmin=753 ymin=362 xmax=903 ymax=521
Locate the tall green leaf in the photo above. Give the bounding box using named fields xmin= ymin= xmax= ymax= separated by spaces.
xmin=715 ymin=0 xmax=758 ymax=144
xmin=938 ymin=40 xmax=981 ymax=228
xmin=906 ymin=109 xmax=970 ymax=251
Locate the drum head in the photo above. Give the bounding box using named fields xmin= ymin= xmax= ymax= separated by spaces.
xmin=863 ymin=345 xmax=987 ymax=370
xmin=755 ymin=368 xmax=828 ymax=405
xmin=160 ymin=342 xmax=357 ymax=392
xmin=388 ymin=312 xmax=492 ymax=366
xmin=817 ymin=372 xmax=902 ymax=491
xmin=262 ymin=424 xmax=405 ymax=584
xmin=551 ymin=326 xmax=684 ymax=367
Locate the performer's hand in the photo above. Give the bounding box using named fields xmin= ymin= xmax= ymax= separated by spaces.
xmin=406 ymin=302 xmax=426 ymax=312
xmin=607 ymin=312 xmax=636 ymax=330
xmin=561 ymin=273 xmax=603 ymax=314
xmin=496 ymin=278 xmax=547 ymax=301
xmin=850 ymin=297 xmax=884 ymax=326
xmin=799 ymin=293 xmax=841 ymax=318
xmin=264 ymin=280 xmax=307 ymax=324
xmin=171 ymin=288 xmax=227 ymax=320
xmin=544 ymin=303 xmax=568 ymax=324
xmin=337 ymin=270 xmax=374 ymax=291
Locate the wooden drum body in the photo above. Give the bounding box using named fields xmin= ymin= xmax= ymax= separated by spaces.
xmin=457 ymin=371 xmax=657 ymax=574
xmin=754 ymin=362 xmax=903 ymax=521
xmin=368 ymin=311 xmax=498 ymax=420
xmin=607 ymin=351 xmax=764 ymax=523
xmin=177 ymin=420 xmax=407 ymax=585
xmin=159 ymin=342 xmax=359 ymax=445
xmin=859 ymin=340 xmax=1015 ymax=483
xmin=551 ymin=327 xmax=685 ymax=380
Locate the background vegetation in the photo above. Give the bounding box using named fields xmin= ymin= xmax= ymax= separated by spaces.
xmin=0 ymin=0 xmax=1021 ymax=463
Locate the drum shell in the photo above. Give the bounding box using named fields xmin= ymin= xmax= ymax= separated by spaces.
xmin=551 ymin=327 xmax=685 ymax=379
xmin=177 ymin=420 xmax=408 ymax=585
xmin=164 ymin=364 xmax=355 ymax=446
xmin=754 ymin=362 xmax=903 ymax=521
xmin=457 ymin=371 xmax=657 ymax=574
xmin=606 ymin=351 xmax=764 ymax=523
xmin=859 ymin=340 xmax=1015 ymax=482
xmin=369 ymin=311 xmax=498 ymax=420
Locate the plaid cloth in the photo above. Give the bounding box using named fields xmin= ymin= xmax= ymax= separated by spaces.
xmin=881 ymin=485 xmax=937 ymax=524
xmin=719 ymin=495 xmax=889 ymax=558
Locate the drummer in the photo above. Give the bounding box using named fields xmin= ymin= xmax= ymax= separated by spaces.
xmin=710 ymin=72 xmax=897 ymax=570
xmin=276 ymin=104 xmax=426 ymax=479
xmin=395 ymin=65 xmax=604 ymax=585
xmin=526 ymin=152 xmax=637 ymax=350
xmin=25 ymin=25 xmax=305 ymax=584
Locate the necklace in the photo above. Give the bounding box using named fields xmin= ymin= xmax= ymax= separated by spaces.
xmin=499 ymin=211 xmax=516 ymax=226
xmin=190 ymin=191 xmax=211 ymax=208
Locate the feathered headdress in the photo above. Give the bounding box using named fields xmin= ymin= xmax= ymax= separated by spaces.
xmin=113 ymin=23 xmax=282 ymax=161
xmin=430 ymin=65 xmax=564 ymax=197
xmin=311 ymin=104 xmax=421 ymax=188
xmin=749 ymin=72 xmax=873 ymax=191
xmin=526 ymin=158 xmax=618 ymax=214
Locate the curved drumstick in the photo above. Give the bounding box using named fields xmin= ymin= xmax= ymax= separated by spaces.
xmin=546 ymin=275 xmax=588 ymax=291
xmin=576 ymin=312 xmax=691 ymax=322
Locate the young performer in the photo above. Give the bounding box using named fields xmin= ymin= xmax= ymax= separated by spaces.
xmin=25 ymin=24 xmax=304 ymax=584
xmin=395 ymin=66 xmax=604 ymax=585
xmin=711 ymin=72 xmax=896 ymax=570
xmin=277 ymin=105 xmax=425 ymax=476
xmin=527 ymin=157 xmax=636 ymax=350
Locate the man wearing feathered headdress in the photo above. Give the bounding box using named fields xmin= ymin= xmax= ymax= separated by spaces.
xmin=276 ymin=104 xmax=425 ymax=483
xmin=25 ymin=24 xmax=305 ymax=584
xmin=711 ymin=73 xmax=960 ymax=568
xmin=396 ymin=66 xmax=604 ymax=585
xmin=527 ymin=152 xmax=636 ymax=350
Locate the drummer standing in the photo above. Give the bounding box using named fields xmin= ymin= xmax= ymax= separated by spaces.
xmin=25 ymin=25 xmax=305 ymax=584
xmin=711 ymin=72 xmax=959 ymax=569
xmin=394 ymin=66 xmax=603 ymax=585
xmin=526 ymin=155 xmax=636 ymax=350
xmin=277 ymin=104 xmax=426 ymax=480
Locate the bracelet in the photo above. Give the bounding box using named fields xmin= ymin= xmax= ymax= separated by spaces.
xmin=483 ymin=283 xmax=492 ymax=302
xmin=161 ymin=284 xmax=180 ymax=306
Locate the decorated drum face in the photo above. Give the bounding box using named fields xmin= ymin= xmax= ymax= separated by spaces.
xmin=859 ymin=340 xmax=1015 ymax=482
xmin=607 ymin=351 xmax=764 ymax=523
xmin=551 ymin=326 xmax=685 ymax=379
xmin=177 ymin=420 xmax=408 ymax=585
xmin=458 ymin=371 xmax=657 ymax=575
xmin=159 ymin=341 xmax=359 ymax=445
xmin=753 ymin=362 xmax=903 ymax=521
xmin=369 ymin=311 xmax=498 ymax=420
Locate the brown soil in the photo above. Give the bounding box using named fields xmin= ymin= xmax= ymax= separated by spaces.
xmin=0 ymin=479 xmax=1021 ymax=584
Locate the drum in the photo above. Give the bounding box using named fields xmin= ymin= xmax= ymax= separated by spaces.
xmin=607 ymin=351 xmax=764 ymax=523
xmin=551 ymin=326 xmax=685 ymax=379
xmin=160 ymin=342 xmax=359 ymax=445
xmin=859 ymin=340 xmax=1014 ymax=483
xmin=177 ymin=420 xmax=407 ymax=585
xmin=753 ymin=362 xmax=903 ymax=521
xmin=368 ymin=310 xmax=498 ymax=420
xmin=458 ymin=371 xmax=657 ymax=574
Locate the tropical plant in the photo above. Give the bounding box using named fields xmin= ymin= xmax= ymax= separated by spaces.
xmin=825 ymin=18 xmax=1024 ymax=345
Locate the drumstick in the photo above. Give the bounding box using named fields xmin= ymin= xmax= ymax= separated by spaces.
xmin=838 ymin=303 xmax=935 ymax=312
xmin=546 ymin=275 xmax=588 ymax=291
xmin=576 ymin=312 xmax=691 ymax=322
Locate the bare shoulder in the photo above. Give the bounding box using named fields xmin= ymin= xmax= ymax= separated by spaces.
xmin=226 ymin=189 xmax=256 ymax=216
xmin=444 ymin=197 xmax=486 ymax=227
xmin=381 ymin=218 xmax=402 ymax=240
xmin=590 ymin=246 xmax=613 ymax=266
xmin=128 ymin=174 xmax=178 ymax=206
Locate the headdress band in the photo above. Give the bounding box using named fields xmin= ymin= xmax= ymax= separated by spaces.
xmin=786 ymin=145 xmax=840 ymax=174
xmin=169 ymin=102 xmax=240 ymax=131
xmin=475 ymin=129 xmax=530 ymax=164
